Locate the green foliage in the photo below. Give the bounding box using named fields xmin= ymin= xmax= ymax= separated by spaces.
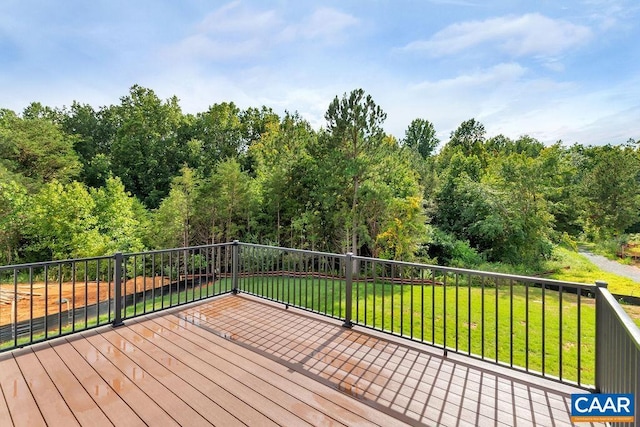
xmin=91 ymin=177 xmax=146 ymax=253
xmin=1 ymin=86 xmax=639 ymax=275
xmin=109 ymin=85 xmax=186 ymax=208
xmin=433 ymin=124 xmax=559 ymax=269
xmin=0 ymin=179 xmax=27 ymax=264
xmin=150 ymin=166 xmax=198 ymax=249
xmin=189 ymin=158 xmax=255 ymax=245
xmin=191 ymin=102 xmax=245 ymax=174
xmin=439 ymin=118 xmax=487 ymax=168
xmin=0 ymin=109 xmax=81 ymax=186
xmin=57 ymin=102 xmax=115 ymax=187
xmin=426 ymin=227 xmax=484 ymax=267
xmin=581 ymin=145 xmax=640 ymax=237
xmin=249 ymin=112 xmax=315 ymax=246
xmin=403 ymin=118 xmax=439 ymax=158
xmin=23 ymin=181 xmax=105 ymax=260
xmin=325 ymin=88 xmax=388 ymax=254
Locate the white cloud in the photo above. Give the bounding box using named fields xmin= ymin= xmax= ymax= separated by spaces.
xmin=1 ymin=1 xmax=636 ymax=148
xmin=164 ymin=34 xmax=265 ymax=61
xmin=197 ymin=1 xmax=280 ymax=35
xmin=162 ymin=2 xmax=358 ymax=62
xmin=582 ymin=0 xmax=640 ymax=31
xmin=374 ymin=63 xmax=585 ymax=143
xmin=299 ymin=8 xmax=360 ymax=41
xmin=404 ymin=13 xmax=592 ymax=58
xmin=388 ymin=65 xmax=640 ymax=145
xmin=411 ymin=63 xmax=527 ymax=91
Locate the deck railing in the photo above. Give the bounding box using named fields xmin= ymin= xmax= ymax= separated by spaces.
xmin=1 ymin=241 xmax=639 ymax=398
xmin=0 ymin=243 xmax=234 ymax=350
xmin=595 ymin=281 xmax=640 ymax=426
xmin=117 ymin=244 xmax=234 ymax=324
xmin=236 ymin=242 xmax=602 ymax=388
xmin=0 ymin=255 xmax=115 ymax=347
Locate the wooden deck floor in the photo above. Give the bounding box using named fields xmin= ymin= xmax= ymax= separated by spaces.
xmin=0 ymin=294 xmax=603 ymax=426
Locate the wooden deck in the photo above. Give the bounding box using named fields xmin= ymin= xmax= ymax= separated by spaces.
xmin=0 ymin=294 xmax=604 ymax=426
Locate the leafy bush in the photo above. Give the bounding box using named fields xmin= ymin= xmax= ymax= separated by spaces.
xmin=426 ymin=227 xmax=484 ymax=268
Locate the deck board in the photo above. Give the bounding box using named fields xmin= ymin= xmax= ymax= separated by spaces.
xmin=109 ymin=325 xmax=275 ymax=427
xmin=0 ymin=353 xmax=46 ymax=427
xmin=151 ymin=314 xmax=402 ymax=427
xmin=129 ymin=321 xmax=339 ymax=426
xmin=1 ymin=294 xmax=605 ymax=427
xmin=82 ymin=331 xmax=212 ymax=427
xmin=50 ymin=336 xmax=146 ymax=426
xmin=122 ymin=321 xmax=311 ymax=427
xmin=31 ymin=344 xmax=113 ymax=426
xmin=0 ymin=369 xmax=13 ymax=425
xmin=98 ymin=327 xmax=245 ymax=427
xmin=154 ymin=317 xmax=404 ymax=425
xmin=13 ymin=350 xmax=79 ymax=427
xmin=67 ymin=334 xmax=180 ymax=426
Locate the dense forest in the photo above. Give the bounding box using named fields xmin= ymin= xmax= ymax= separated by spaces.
xmin=1 ymin=85 xmax=639 ymax=270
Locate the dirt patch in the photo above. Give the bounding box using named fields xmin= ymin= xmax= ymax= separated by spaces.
xmin=0 ymin=276 xmax=170 ymax=327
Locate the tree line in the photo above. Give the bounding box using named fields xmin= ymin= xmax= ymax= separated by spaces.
xmin=1 ymin=85 xmax=639 ymax=269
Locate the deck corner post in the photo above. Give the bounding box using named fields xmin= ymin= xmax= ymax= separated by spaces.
xmin=112 ymin=252 xmax=124 ymax=327
xmin=231 ymin=240 xmax=240 ymax=294
xmin=343 ymin=252 xmax=354 ymax=328
xmin=594 ymin=280 xmax=607 ymax=393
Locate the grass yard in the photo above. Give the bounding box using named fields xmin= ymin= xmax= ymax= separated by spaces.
xmin=547 ymin=247 xmax=639 ymax=295
xmin=547 ymin=247 xmax=640 ymax=327
xmin=121 ymin=278 xmax=232 ymax=318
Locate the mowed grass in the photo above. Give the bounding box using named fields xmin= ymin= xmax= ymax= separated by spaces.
xmin=548 ymin=247 xmax=640 ymax=296
xmin=121 ymin=278 xmax=232 ymax=318
xmin=547 ymin=247 xmax=640 ymax=327
xmin=238 ymin=275 xmax=597 ymax=386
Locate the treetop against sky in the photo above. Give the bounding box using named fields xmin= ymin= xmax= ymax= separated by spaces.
xmin=0 ymin=0 xmax=638 ymax=145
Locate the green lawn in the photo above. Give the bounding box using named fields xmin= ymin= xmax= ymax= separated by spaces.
xmin=547 ymin=247 xmax=639 ymax=296
xmin=546 ymin=247 xmax=640 ymax=327
xmin=122 ymin=279 xmax=232 ymax=318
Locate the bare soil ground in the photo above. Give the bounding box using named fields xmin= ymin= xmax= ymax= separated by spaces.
xmin=0 ymin=276 xmax=170 ymax=326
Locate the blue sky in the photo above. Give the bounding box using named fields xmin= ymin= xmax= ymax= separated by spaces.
xmin=1 ymin=0 xmax=639 ymax=145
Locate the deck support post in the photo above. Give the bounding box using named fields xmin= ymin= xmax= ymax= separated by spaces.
xmin=343 ymin=252 xmax=354 ymax=328
xmin=593 ymin=280 xmax=608 ymax=393
xmin=112 ymin=252 xmax=124 ymax=327
xmin=232 ymin=240 xmax=239 ymax=294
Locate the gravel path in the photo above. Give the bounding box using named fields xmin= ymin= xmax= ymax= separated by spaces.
xmin=578 ymin=250 xmax=640 ymax=283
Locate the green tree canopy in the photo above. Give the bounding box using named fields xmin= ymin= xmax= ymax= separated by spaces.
xmin=324 ymin=88 xmax=387 ymax=255
xmin=0 ymin=109 xmax=81 ymax=187
xmin=581 ymin=145 xmax=640 ymax=237
xmin=109 ymin=85 xmax=186 ymax=208
xmin=403 ymin=118 xmax=439 ymax=159
xmin=23 ymin=181 xmax=104 ymax=260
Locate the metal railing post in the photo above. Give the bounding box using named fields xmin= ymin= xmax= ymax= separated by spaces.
xmin=232 ymin=240 xmax=239 ymax=294
xmin=112 ymin=252 xmax=124 ymax=327
xmin=594 ymin=280 xmax=607 ymax=393
xmin=343 ymin=253 xmax=353 ymax=328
